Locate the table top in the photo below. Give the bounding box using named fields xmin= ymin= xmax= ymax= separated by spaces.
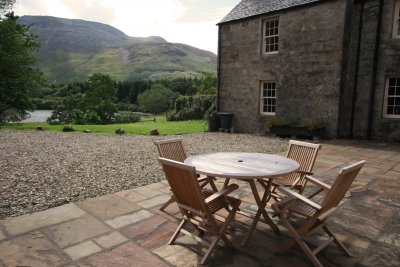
xmin=184 ymin=152 xmax=300 ymax=180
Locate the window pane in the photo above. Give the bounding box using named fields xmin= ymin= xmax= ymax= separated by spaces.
xmin=387 ymin=106 xmax=394 ymax=114
xmin=389 ymin=86 xmax=395 ymax=95
xmin=389 ymin=78 xmax=396 ymax=87
xmin=388 ymin=97 xmax=395 ymax=105
xmin=260 ymin=82 xmax=277 ymax=114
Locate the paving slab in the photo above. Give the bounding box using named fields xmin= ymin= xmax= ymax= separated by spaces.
xmin=136 ymin=194 xmax=172 ymax=209
xmin=331 ymin=201 xmax=395 ymax=238
xmin=133 ymin=185 xmax=163 ymax=198
xmin=82 ymin=242 xmax=170 ymax=266
xmin=1 ymin=204 xmax=86 ymax=236
xmin=153 ymin=239 xmax=206 ymax=267
xmin=76 ymin=193 xmax=140 ymax=221
xmin=63 ymin=240 xmax=102 ymax=261
xmin=105 ymin=209 xmax=154 ymax=229
xmin=120 ymin=215 xmax=177 ymax=249
xmin=0 ymin=231 xmax=70 ymax=266
xmin=356 ymin=241 xmax=400 ymax=267
xmin=93 ymin=231 xmax=128 ymax=249
xmin=114 ymin=189 xmax=147 ymax=203
xmin=43 ymin=215 xmax=111 ymax=248
xmin=378 ymin=212 xmax=400 ymax=247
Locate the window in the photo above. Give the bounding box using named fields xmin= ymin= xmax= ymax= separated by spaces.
xmin=263 ymin=18 xmax=279 ymax=53
xmin=383 ymin=77 xmax=400 ymax=118
xmin=393 ymin=0 xmax=400 ymax=38
xmin=260 ymin=81 xmax=277 ymax=114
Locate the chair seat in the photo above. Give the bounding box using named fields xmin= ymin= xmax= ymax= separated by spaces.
xmin=202 ymin=189 xmax=240 ymax=213
xmin=277 ymin=196 xmax=323 ymax=218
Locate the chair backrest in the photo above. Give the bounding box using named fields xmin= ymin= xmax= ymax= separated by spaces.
xmin=154 ymin=139 xmax=187 ymax=162
xmin=158 ymin=157 xmax=208 ymax=216
xmin=321 ymin=160 xmax=366 ymax=210
xmin=284 ymin=140 xmax=321 ymax=182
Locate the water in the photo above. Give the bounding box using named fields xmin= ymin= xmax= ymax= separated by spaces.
xmin=22 ymin=110 xmax=53 ymax=123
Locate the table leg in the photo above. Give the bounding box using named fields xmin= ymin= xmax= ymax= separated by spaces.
xmin=241 ymin=179 xmax=279 ymax=246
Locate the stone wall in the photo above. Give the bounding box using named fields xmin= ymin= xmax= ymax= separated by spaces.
xmin=218 ymin=0 xmax=348 ymax=137
xmin=218 ymin=0 xmax=400 ymax=141
xmin=340 ymin=0 xmax=400 ymax=141
xmin=376 ymin=0 xmax=400 ymax=141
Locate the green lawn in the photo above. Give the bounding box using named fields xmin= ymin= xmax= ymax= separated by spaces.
xmin=3 ymin=115 xmax=208 ymax=135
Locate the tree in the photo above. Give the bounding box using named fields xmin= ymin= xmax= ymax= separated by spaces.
xmin=193 ymin=73 xmax=217 ymax=95
xmin=0 ymin=0 xmax=15 ymax=16
xmin=0 ymin=12 xmax=44 ymax=124
xmin=84 ymin=73 xmax=117 ymax=123
xmin=138 ymin=84 xmax=177 ymax=114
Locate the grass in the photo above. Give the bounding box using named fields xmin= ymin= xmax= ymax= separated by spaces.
xmin=3 ymin=115 xmax=208 ymax=136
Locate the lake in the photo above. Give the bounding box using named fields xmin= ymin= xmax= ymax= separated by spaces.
xmin=22 ymin=110 xmax=53 ymax=123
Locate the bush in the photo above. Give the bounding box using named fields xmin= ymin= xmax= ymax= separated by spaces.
xmin=115 ymin=102 xmax=138 ymax=112
xmin=167 ymin=95 xmax=215 ymax=121
xmin=112 ymin=112 xmax=141 ymax=123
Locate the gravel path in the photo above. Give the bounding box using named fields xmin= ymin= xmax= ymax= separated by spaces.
xmin=0 ymin=130 xmax=288 ymax=220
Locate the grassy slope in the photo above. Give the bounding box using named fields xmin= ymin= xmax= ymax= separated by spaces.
xmin=40 ymin=43 xmax=216 ymax=82
xmin=4 ymin=115 xmax=208 ymax=135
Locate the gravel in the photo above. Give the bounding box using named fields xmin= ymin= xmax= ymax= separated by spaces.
xmin=0 ymin=130 xmax=288 ymax=220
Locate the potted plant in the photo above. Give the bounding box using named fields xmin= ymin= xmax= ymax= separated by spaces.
xmin=267 ymin=117 xmax=325 ymax=139
xmin=205 ymin=101 xmax=220 ymax=132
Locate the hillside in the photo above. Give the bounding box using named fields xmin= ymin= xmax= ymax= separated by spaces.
xmin=18 ymin=16 xmax=217 ymax=82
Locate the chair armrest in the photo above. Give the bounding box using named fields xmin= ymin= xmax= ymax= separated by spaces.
xmin=297 ymin=170 xmax=313 ymax=176
xmin=277 ymin=186 xmax=322 ymax=211
xmin=304 ymin=175 xmax=331 ymax=190
xmin=205 ymin=184 xmax=239 ymax=204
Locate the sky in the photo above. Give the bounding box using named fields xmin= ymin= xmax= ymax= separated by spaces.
xmin=13 ymin=0 xmax=241 ymax=54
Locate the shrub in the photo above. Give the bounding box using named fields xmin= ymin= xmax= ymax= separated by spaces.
xmin=112 ymin=112 xmax=141 ymax=123
xmin=168 ymin=95 xmax=215 ymax=121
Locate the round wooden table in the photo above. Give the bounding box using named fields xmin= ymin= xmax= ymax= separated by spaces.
xmin=185 ymin=152 xmax=299 ymax=179
xmin=185 ymin=152 xmax=300 ymax=244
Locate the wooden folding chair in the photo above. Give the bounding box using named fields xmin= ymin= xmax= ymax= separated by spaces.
xmin=270 ymin=140 xmax=321 ymax=200
xmin=271 ymin=160 xmax=366 ymax=267
xmin=155 ymin=138 xmax=217 ymax=211
xmin=159 ymin=157 xmax=241 ymax=265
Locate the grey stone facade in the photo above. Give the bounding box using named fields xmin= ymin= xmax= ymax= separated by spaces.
xmin=218 ymin=0 xmax=400 ymax=141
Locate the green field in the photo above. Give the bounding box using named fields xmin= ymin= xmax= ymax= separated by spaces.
xmin=3 ymin=115 xmax=208 ymax=135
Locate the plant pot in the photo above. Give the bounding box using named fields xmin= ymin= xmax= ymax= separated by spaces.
xmin=217 ymin=112 xmax=233 ymax=130
xmin=207 ymin=115 xmax=220 ymax=132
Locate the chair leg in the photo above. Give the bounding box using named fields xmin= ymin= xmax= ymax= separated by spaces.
xmin=201 ymin=237 xmax=220 ymax=265
xmin=208 ymin=176 xmax=219 ymax=192
xmin=223 ymin=178 xmax=230 ymax=188
xmin=323 ymin=225 xmax=352 ymax=257
xmin=241 ymin=209 xmax=261 ymax=246
xmin=169 ymin=219 xmax=187 ymax=245
xmin=159 ymin=195 xmax=176 ymax=211
xmin=278 ymin=216 xmax=324 ymax=267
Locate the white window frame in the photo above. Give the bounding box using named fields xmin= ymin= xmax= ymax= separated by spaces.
xmin=383 ymin=77 xmax=400 ymax=118
xmin=393 ymin=0 xmax=400 ymax=38
xmin=262 ymin=17 xmax=279 ymax=54
xmin=260 ymin=81 xmax=277 ymax=115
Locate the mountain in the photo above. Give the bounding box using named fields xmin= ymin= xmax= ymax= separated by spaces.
xmin=18 ymin=16 xmax=217 ymax=82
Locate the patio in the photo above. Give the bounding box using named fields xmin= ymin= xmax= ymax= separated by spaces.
xmin=0 ymin=139 xmax=399 ymax=266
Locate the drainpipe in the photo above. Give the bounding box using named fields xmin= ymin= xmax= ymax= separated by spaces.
xmin=217 ymin=25 xmax=222 ymax=112
xmin=350 ymin=0 xmax=365 ymax=138
xmin=366 ymin=0 xmax=383 ymax=139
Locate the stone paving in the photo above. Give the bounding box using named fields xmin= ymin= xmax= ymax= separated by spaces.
xmin=0 ymin=139 xmax=399 ymax=266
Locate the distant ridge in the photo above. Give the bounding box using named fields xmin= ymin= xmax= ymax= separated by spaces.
xmin=18 ymin=16 xmax=217 ymax=82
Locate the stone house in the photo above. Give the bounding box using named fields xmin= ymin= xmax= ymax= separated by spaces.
xmin=217 ymin=0 xmax=400 ymax=141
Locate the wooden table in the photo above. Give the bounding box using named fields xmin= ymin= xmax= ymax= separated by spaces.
xmin=184 ymin=152 xmax=300 ymax=244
